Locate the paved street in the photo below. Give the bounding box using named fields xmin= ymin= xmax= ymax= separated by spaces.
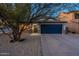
xmin=41 ymin=34 xmax=79 ymax=56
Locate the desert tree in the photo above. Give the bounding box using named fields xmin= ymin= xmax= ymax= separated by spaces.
xmin=0 ymin=3 xmax=31 ymax=42
xmin=0 ymin=3 xmax=63 ymax=42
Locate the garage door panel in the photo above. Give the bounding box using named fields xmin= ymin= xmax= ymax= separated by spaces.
xmin=41 ymin=24 xmax=62 ymax=34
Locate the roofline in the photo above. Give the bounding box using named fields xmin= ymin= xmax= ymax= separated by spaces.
xmin=62 ymin=10 xmax=79 ymax=14
xmin=19 ymin=21 xmax=67 ymax=24
xmin=31 ymin=21 xmax=67 ymax=23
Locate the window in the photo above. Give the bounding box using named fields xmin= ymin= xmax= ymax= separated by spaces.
xmin=75 ymin=13 xmax=79 ymax=19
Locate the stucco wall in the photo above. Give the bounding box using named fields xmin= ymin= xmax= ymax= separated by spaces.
xmin=58 ymin=12 xmax=74 ymax=23
xmin=58 ymin=12 xmax=79 ymax=33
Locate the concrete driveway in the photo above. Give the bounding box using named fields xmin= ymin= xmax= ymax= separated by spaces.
xmin=41 ymin=34 xmax=79 ymax=56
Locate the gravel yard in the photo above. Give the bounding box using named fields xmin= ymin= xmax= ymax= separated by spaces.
xmin=0 ymin=33 xmax=41 ymax=56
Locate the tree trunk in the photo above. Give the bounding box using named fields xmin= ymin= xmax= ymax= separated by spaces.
xmin=10 ymin=29 xmax=25 ymax=43
xmin=13 ymin=31 xmax=21 ymax=41
xmin=10 ymin=28 xmax=21 ymax=42
xmin=10 ymin=24 xmax=26 ymax=43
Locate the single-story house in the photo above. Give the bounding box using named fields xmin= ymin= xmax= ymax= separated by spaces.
xmin=0 ymin=16 xmax=67 ymax=34
xmin=57 ymin=11 xmax=79 ymax=33
xmin=30 ymin=16 xmax=67 ymax=34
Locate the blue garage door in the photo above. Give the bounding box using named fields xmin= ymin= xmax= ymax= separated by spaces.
xmin=41 ymin=24 xmax=62 ymax=34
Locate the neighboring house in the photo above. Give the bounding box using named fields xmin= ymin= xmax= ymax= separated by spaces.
xmin=57 ymin=11 xmax=79 ymax=33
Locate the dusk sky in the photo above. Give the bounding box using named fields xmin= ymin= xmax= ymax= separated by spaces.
xmin=57 ymin=3 xmax=79 ymax=16
xmin=39 ymin=3 xmax=79 ymax=17
xmin=31 ymin=3 xmax=79 ymax=17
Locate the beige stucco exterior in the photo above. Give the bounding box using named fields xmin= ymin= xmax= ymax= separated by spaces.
xmin=58 ymin=11 xmax=79 ymax=33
